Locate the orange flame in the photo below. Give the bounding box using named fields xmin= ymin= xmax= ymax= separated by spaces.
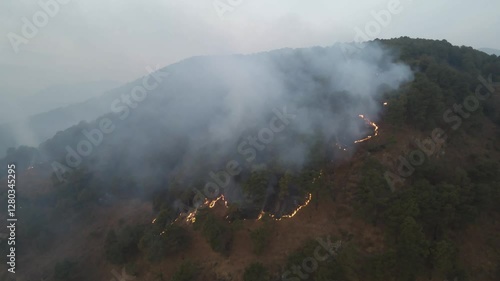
xmin=257 ymin=211 xmax=265 ymax=220
xmin=209 ymin=195 xmax=228 ymax=208
xmin=268 ymin=193 xmax=312 ymax=221
xmin=154 ymin=180 xmax=315 ymax=228
xmin=354 ymin=114 xmax=379 ymax=143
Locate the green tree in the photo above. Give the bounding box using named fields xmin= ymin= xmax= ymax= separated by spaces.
xmin=193 ymin=210 xmax=233 ymax=255
xmin=355 ymin=159 xmax=392 ymax=224
xmin=430 ymin=240 xmax=457 ymax=278
xmin=396 ymin=217 xmax=430 ymax=280
xmin=104 ymin=226 xmax=143 ymax=264
xmin=171 ymin=261 xmax=199 ymax=281
xmin=139 ymin=224 xmax=190 ymax=262
xmin=243 ymin=262 xmax=269 ymax=281
xmin=250 ymin=223 xmax=271 ymax=255
xmin=278 ymin=172 xmax=292 ymax=200
xmin=385 ymin=92 xmax=408 ymax=127
xmin=243 ymin=170 xmax=271 ymax=206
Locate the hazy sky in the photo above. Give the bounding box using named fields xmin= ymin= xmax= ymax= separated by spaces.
xmin=1 ymin=0 xmax=499 ymax=102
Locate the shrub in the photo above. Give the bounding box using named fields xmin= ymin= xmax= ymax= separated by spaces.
xmin=171 ymin=261 xmax=200 ymax=281
xmin=250 ymin=223 xmax=271 ymax=255
xmin=139 ymin=224 xmax=191 ymax=262
xmin=243 ymin=262 xmax=269 ymax=281
xmin=193 ymin=210 xmax=233 ymax=255
xmin=104 ymin=225 xmax=144 ymax=264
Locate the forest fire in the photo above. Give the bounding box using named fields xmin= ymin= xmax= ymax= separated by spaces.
xmin=152 ymin=191 xmax=314 ymax=227
xmin=150 ymin=112 xmax=382 ymax=229
xmin=209 ymin=195 xmax=229 ymax=208
xmin=257 ymin=211 xmax=265 ymax=220
xmin=354 ymin=114 xmax=379 ymax=143
xmin=185 ymin=212 xmax=197 ymax=223
xmin=312 ymin=169 xmax=323 ymax=184
xmin=268 ymin=193 xmax=313 ymax=221
xmin=255 ymin=192 xmax=313 ymax=221
xmin=151 ymin=166 xmax=328 ymax=228
xmin=151 ymin=195 xmax=230 ymax=228
xmin=152 ymin=115 xmax=380 ymax=229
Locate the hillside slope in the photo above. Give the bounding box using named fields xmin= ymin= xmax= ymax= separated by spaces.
xmin=0 ymin=37 xmax=499 ymax=281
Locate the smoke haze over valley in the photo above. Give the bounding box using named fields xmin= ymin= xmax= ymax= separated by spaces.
xmin=21 ymin=42 xmax=412 ymax=201
xmin=1 ymin=1 xmax=500 ymax=281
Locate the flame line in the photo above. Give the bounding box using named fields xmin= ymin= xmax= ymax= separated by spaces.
xmin=354 ymin=114 xmax=379 ymax=143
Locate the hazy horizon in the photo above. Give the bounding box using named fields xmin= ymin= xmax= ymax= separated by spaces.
xmin=1 ymin=0 xmax=499 ymax=122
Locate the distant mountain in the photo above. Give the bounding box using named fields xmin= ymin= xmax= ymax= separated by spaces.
xmin=4 ymin=42 xmax=414 ymax=182
xmin=0 ymin=80 xmax=121 ymax=123
xmin=479 ymin=48 xmax=500 ymax=56
xmin=1 ymin=40 xmax=499 ymax=163
xmin=0 ymin=59 xmax=197 ymax=158
xmin=0 ymin=81 xmax=124 ymax=158
xmin=21 ymin=80 xmax=121 ymax=116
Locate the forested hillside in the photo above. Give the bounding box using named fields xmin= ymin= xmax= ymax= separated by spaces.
xmin=0 ymin=37 xmax=499 ymax=281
